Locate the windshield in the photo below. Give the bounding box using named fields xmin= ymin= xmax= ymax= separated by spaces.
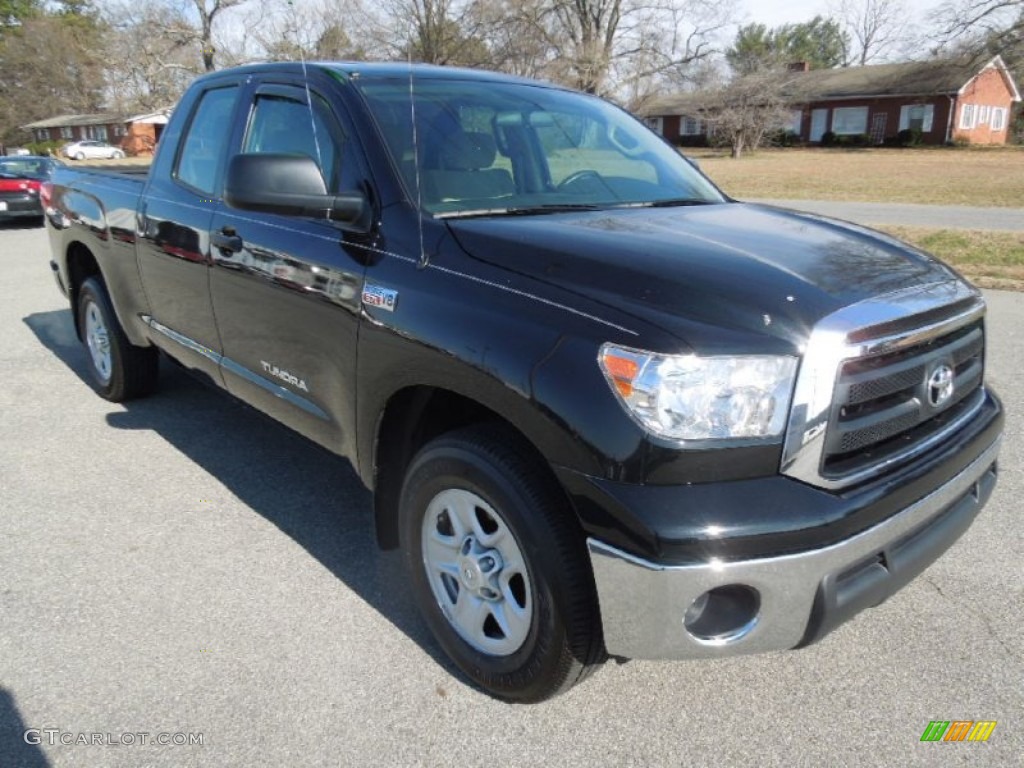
xmin=0 ymin=158 xmax=52 ymax=180
xmin=356 ymin=78 xmax=725 ymax=217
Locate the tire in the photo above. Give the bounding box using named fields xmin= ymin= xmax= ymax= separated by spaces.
xmin=77 ymin=276 xmax=159 ymax=401
xmin=399 ymin=424 xmax=605 ymax=702
xmin=112 ymin=150 xmax=124 ymax=159
xmin=74 ymin=152 xmax=85 ymax=160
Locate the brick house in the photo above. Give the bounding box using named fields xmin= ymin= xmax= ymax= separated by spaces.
xmin=643 ymin=56 xmax=1021 ymax=146
xmin=22 ymin=109 xmax=171 ymax=156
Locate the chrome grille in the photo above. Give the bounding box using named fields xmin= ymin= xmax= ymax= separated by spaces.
xmin=780 ymin=280 xmax=988 ymax=491
xmin=822 ymin=320 xmax=985 ymax=477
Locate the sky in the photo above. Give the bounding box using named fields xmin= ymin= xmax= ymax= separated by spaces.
xmin=738 ymin=0 xmax=945 ymax=28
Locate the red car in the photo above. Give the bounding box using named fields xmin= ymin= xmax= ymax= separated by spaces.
xmin=0 ymin=155 xmax=55 ymax=223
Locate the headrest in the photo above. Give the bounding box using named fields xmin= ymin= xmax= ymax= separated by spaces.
xmin=440 ymin=132 xmax=497 ymax=170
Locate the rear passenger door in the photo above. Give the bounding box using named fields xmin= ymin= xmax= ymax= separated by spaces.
xmin=209 ymin=80 xmax=370 ymax=457
xmin=137 ymin=81 xmax=242 ymax=381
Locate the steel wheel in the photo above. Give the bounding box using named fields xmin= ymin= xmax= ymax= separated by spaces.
xmin=76 ymin=276 xmax=159 ymax=401
xmin=421 ymin=488 xmax=533 ymax=656
xmin=83 ymin=299 xmax=112 ymax=384
xmin=400 ymin=425 xmax=605 ymax=701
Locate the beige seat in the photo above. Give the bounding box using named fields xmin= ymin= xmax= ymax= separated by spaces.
xmin=422 ymin=132 xmax=514 ymax=204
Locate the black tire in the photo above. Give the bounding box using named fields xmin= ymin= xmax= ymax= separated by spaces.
xmin=399 ymin=424 xmax=605 ymax=702
xmin=77 ymin=276 xmax=159 ymax=401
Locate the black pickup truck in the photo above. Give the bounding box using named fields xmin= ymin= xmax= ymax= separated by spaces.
xmin=45 ymin=62 xmax=1003 ymax=702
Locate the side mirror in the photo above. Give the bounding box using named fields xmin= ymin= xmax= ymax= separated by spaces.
xmin=224 ymin=153 xmax=370 ymax=230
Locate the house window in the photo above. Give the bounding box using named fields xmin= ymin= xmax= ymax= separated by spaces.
xmin=831 ymin=107 xmax=868 ymax=135
xmin=113 ymin=124 xmax=126 ymax=137
xmin=644 ymin=117 xmax=663 ymax=134
xmin=681 ymin=117 xmax=703 ymax=136
xmin=787 ymin=109 xmax=802 ymax=134
xmin=94 ymin=125 xmax=109 ymax=141
xmin=61 ymin=126 xmax=74 ymax=139
xmin=992 ymin=108 xmax=1007 ymax=131
xmin=899 ymin=104 xmax=934 ymax=133
xmin=978 ymin=105 xmax=991 ymax=124
xmin=960 ymin=104 xmax=976 ymax=129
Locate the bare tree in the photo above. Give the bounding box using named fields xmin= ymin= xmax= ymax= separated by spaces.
xmin=102 ymin=2 xmax=203 ymax=113
xmin=504 ymin=0 xmax=736 ymax=95
xmin=248 ymin=0 xmax=366 ymax=61
xmin=831 ymin=0 xmax=910 ymax=65
xmin=698 ymin=67 xmax=800 ymax=158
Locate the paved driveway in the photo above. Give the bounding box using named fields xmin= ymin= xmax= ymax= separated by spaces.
xmin=749 ymin=199 xmax=1024 ymax=231
xmin=1 ymin=223 xmax=1021 ymax=767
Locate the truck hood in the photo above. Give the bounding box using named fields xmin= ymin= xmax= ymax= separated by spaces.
xmin=446 ymin=202 xmax=961 ymax=353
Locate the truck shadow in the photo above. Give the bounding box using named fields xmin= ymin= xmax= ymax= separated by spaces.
xmin=0 ymin=687 xmax=50 ymax=767
xmin=23 ymin=309 xmax=459 ymax=680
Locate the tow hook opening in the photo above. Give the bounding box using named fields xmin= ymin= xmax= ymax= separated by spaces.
xmin=684 ymin=585 xmax=761 ymax=645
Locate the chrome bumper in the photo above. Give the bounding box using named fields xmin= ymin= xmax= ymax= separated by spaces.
xmin=588 ymin=437 xmax=1001 ymax=660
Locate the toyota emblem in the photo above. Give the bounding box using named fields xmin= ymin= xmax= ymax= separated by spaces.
xmin=927 ymin=364 xmax=955 ymax=408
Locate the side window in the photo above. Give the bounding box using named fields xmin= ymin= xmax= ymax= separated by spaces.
xmin=243 ymin=94 xmax=345 ymax=191
xmin=176 ymin=85 xmax=239 ymax=196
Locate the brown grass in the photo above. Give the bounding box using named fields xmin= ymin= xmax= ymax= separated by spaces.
xmin=692 ymin=147 xmax=1024 ymax=208
xmin=881 ymin=226 xmax=1024 ymax=290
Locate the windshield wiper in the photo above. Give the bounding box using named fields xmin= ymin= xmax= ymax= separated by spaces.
xmin=437 ymin=203 xmax=603 ymax=219
xmin=644 ymin=198 xmax=717 ymax=208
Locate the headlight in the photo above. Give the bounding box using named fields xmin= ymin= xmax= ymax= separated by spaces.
xmin=599 ymin=344 xmax=797 ymax=441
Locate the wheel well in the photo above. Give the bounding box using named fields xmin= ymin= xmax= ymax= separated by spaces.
xmin=372 ymin=386 xmax=573 ymax=550
xmin=66 ymin=242 xmax=101 ymax=337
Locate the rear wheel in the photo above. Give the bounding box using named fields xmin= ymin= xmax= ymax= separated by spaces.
xmin=399 ymin=425 xmax=605 ymax=702
xmin=77 ymin=277 xmax=158 ymax=401
xmin=74 ymin=151 xmax=85 ymax=160
xmin=112 ymin=150 xmax=125 ymax=159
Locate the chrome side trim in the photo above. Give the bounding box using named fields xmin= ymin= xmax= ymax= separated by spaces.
xmin=589 ymin=436 xmax=1000 ymax=660
xmin=141 ymin=315 xmax=329 ymax=420
xmin=781 ymin=280 xmax=985 ymax=490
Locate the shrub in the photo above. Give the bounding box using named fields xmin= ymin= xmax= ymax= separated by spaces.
xmin=24 ymin=140 xmax=65 ymax=156
xmin=896 ymin=128 xmax=923 ymax=147
xmin=676 ymin=134 xmax=709 ymax=148
xmin=819 ymin=131 xmax=836 ymax=146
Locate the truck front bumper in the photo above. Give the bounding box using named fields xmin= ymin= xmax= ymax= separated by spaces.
xmin=588 ymin=436 xmax=1000 ymax=660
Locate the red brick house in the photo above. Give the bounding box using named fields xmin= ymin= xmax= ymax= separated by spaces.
xmin=22 ymin=109 xmax=171 ymax=156
xmin=643 ymin=56 xmax=1021 ymax=146
xmin=22 ymin=113 xmax=127 ymax=146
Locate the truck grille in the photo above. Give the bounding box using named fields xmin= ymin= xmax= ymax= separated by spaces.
xmin=822 ymin=319 xmax=985 ymax=478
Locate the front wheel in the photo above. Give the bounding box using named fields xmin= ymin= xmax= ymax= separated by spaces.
xmin=400 ymin=425 xmax=605 ymax=702
xmin=74 ymin=152 xmax=85 ymax=160
xmin=111 ymin=150 xmax=125 ymax=159
xmin=77 ymin=277 xmax=159 ymax=401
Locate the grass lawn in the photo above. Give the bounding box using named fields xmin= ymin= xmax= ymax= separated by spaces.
xmin=692 ymin=147 xmax=1024 ymax=208
xmin=881 ymin=227 xmax=1024 ymax=290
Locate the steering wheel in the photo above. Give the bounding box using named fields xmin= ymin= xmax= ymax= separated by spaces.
xmin=557 ymin=169 xmax=603 ymax=191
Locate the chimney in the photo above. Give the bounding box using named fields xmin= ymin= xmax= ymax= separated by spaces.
xmin=788 ymin=61 xmax=810 ymax=72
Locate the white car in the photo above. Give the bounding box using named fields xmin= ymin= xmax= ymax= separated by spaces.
xmin=63 ymin=140 xmax=125 ymax=160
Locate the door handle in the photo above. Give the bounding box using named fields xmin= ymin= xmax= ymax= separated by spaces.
xmin=211 ymin=227 xmax=243 ymax=253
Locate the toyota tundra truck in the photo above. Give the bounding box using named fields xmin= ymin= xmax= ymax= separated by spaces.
xmin=44 ymin=62 xmax=1004 ymax=702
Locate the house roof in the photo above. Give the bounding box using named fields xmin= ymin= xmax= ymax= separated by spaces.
xmin=784 ymin=56 xmax=1020 ymax=102
xmin=22 ymin=113 xmax=126 ymax=130
xmin=643 ymin=56 xmax=1021 ymax=117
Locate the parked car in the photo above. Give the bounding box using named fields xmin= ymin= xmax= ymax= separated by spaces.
xmin=63 ymin=140 xmax=125 ymax=160
xmin=5 ymin=147 xmax=31 ymax=156
xmin=0 ymin=155 xmax=54 ymax=222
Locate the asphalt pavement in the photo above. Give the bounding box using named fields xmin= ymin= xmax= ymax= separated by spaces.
xmin=749 ymin=198 xmax=1024 ymax=231
xmin=1 ymin=222 xmax=1021 ymax=767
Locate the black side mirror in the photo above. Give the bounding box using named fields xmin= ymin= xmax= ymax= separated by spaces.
xmin=224 ymin=153 xmax=370 ymax=230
